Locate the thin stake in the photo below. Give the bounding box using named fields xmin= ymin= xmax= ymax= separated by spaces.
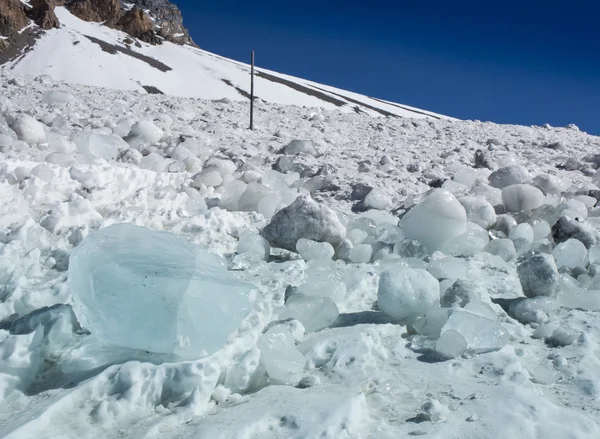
xmin=250 ymin=50 xmax=255 ymax=130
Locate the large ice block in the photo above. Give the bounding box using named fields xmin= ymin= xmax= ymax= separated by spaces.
xmin=69 ymin=224 xmax=255 ymax=359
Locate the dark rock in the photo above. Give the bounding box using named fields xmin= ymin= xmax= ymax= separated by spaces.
xmin=27 ymin=0 xmax=60 ymax=30
xmin=0 ymin=0 xmax=29 ymax=39
xmin=350 ymin=183 xmax=373 ymax=201
xmin=553 ymin=216 xmax=600 ymax=248
xmin=117 ymin=6 xmax=161 ymax=44
xmin=66 ymin=0 xmax=121 ymax=24
xmin=428 ymin=178 xmax=445 ymax=188
xmin=474 ymin=149 xmax=493 ymax=169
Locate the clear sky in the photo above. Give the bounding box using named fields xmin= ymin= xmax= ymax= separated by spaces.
xmin=175 ymin=0 xmax=600 ymax=134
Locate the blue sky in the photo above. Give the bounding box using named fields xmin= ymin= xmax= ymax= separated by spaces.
xmin=175 ymin=1 xmax=600 ymax=134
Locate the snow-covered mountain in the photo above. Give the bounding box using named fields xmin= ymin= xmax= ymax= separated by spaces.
xmin=1 ymin=5 xmax=448 ymax=119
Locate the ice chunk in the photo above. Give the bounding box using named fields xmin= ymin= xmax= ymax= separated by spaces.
xmin=517 ymin=253 xmax=559 ymax=298
xmin=30 ymin=163 xmax=54 ymax=182
xmin=9 ymin=114 xmax=46 ymax=144
xmin=428 ymin=257 xmax=468 ymax=280
xmin=483 ymin=239 xmax=516 ymax=261
xmin=74 ymin=132 xmax=128 ymax=161
xmin=510 ymin=297 xmax=557 ymax=325
xmin=69 ymin=224 xmax=255 ymax=359
xmin=463 ymin=301 xmax=498 ymax=321
xmin=193 ymin=170 xmax=223 ymax=188
xmin=589 ymin=246 xmax=600 ymax=265
xmin=441 ymin=310 xmax=508 ymax=353
xmin=530 ymin=219 xmax=551 ymax=241
xmin=139 ymin=152 xmax=168 ymax=172
xmin=130 ymin=120 xmax=164 ymax=144
xmin=349 ymin=244 xmax=373 ymax=263
xmin=509 ymin=223 xmax=534 ymax=242
xmin=238 ymin=182 xmax=276 ymax=212
xmin=553 ymin=239 xmax=587 ymax=269
xmin=400 ymin=189 xmax=467 ymax=250
xmin=238 ymin=232 xmax=270 ymax=261
xmin=441 ymin=279 xmax=485 ymax=307
xmin=441 ymin=222 xmax=489 ymax=256
xmin=42 ymin=90 xmax=76 ymax=105
xmin=219 ymin=180 xmax=248 ymax=211
xmin=280 ymin=293 xmax=339 ymax=332
xmin=488 ymin=165 xmax=531 ymax=188
xmin=378 ymin=268 xmax=440 ymax=321
xmin=459 ymin=196 xmax=497 ymax=229
xmin=532 ymin=174 xmax=568 ymax=195
xmin=364 ymin=189 xmax=392 ymax=210
xmin=296 ymin=238 xmax=335 ymax=261
xmin=284 ymin=140 xmax=318 ymax=156
xmin=262 ymin=195 xmax=346 ymax=252
xmin=502 ymin=184 xmax=544 ymax=212
xmin=435 ymin=330 xmax=467 ymax=359
xmin=258 ymin=323 xmax=305 ymax=383
xmin=297 ymin=262 xmax=347 ymax=303
xmin=412 ymin=308 xmax=452 ymax=337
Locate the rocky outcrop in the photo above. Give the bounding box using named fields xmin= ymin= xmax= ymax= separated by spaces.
xmin=28 ymin=0 xmax=61 ymax=30
xmin=0 ymin=0 xmax=30 ymax=39
xmin=125 ymin=0 xmax=196 ymax=46
xmin=117 ymin=6 xmax=161 ymax=45
xmin=65 ymin=0 xmax=121 ymax=24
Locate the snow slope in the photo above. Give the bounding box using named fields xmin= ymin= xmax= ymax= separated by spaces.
xmin=1 ymin=7 xmax=448 ymax=120
xmin=1 ymin=69 xmax=600 ymax=438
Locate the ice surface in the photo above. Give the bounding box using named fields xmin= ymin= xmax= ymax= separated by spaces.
xmin=532 ymin=174 xmax=568 ymax=195
xmin=364 ymin=188 xmax=392 ymax=210
xmin=42 ymin=90 xmax=75 ymax=105
xmin=400 ymin=189 xmax=467 ymax=250
xmin=488 ymin=165 xmax=531 ymax=188
xmin=435 ymin=330 xmax=467 ymax=359
xmin=441 ymin=310 xmax=509 ymax=353
xmin=258 ymin=323 xmax=305 ymax=383
xmin=280 ymin=293 xmax=339 ymax=332
xmin=509 ymin=223 xmax=534 ymax=242
xmin=130 ymin=120 xmax=164 ymax=144
xmin=74 ymin=132 xmax=127 ymax=161
xmin=441 ymin=222 xmax=489 ymax=256
xmin=284 ymin=139 xmax=318 ymax=156
xmin=553 ymin=239 xmax=587 ymax=269
xmin=378 ymin=268 xmax=440 ymax=321
xmin=517 ymin=253 xmax=560 ymax=298
xmin=463 ymin=301 xmax=498 ymax=321
xmin=441 ymin=279 xmax=485 ymax=307
xmin=428 ymin=256 xmax=469 ymax=280
xmin=69 ymin=224 xmax=255 ymax=359
xmin=296 ymin=262 xmax=347 ymax=303
xmin=349 ymin=244 xmax=373 ymax=263
xmin=459 ymin=196 xmax=497 ymax=229
xmin=296 ymin=238 xmax=335 ymax=261
xmin=219 ymin=180 xmax=249 ymax=211
xmin=502 ymin=184 xmax=545 ymax=212
xmin=238 ymin=182 xmax=276 ymax=212
xmin=9 ymin=114 xmax=46 ymax=144
xmin=238 ymin=231 xmax=270 ymax=261
xmin=484 ymin=239 xmax=517 ymax=261
xmin=139 ymin=152 xmax=168 ymax=172
xmin=412 ymin=308 xmax=452 ymax=337
xmin=193 ymin=170 xmax=223 ymax=188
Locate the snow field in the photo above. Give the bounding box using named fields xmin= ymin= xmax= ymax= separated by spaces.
xmin=0 ymin=73 xmax=600 ymax=438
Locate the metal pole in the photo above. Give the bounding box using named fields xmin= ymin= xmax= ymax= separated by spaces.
xmin=250 ymin=50 xmax=255 ymax=130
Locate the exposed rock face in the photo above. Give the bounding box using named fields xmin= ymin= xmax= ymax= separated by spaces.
xmin=117 ymin=6 xmax=161 ymax=44
xmin=29 ymin=0 xmax=61 ymax=30
xmin=125 ymin=0 xmax=196 ymax=46
xmin=0 ymin=0 xmax=30 ymax=39
xmin=65 ymin=0 xmax=121 ymax=24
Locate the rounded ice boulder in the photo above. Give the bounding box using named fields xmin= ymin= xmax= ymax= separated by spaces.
xmin=501 ymin=184 xmax=544 ymax=212
xmin=400 ymin=189 xmax=467 ymax=250
xmin=261 ymin=195 xmax=346 ymax=252
xmin=130 ymin=120 xmax=164 ymax=144
xmin=517 ymin=253 xmax=559 ymax=298
xmin=68 ymin=224 xmax=255 ymax=359
xmin=488 ymin=165 xmax=530 ymax=189
xmin=9 ymin=114 xmax=46 ymax=145
xmin=378 ymin=268 xmax=440 ymax=321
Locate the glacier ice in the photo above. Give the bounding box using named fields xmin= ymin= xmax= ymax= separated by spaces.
xmin=130 ymin=120 xmax=164 ymax=144
xmin=441 ymin=310 xmax=509 ymax=353
xmin=378 ymin=267 xmax=440 ymax=321
xmin=280 ymin=293 xmax=339 ymax=332
xmin=553 ymin=239 xmax=587 ymax=269
xmin=258 ymin=323 xmax=306 ymax=383
xmin=296 ymin=238 xmax=335 ymax=261
xmin=400 ymin=189 xmax=467 ymax=250
xmin=9 ymin=114 xmax=46 ymax=145
xmin=69 ymin=224 xmax=255 ymax=359
xmin=501 ymin=184 xmax=545 ymax=212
